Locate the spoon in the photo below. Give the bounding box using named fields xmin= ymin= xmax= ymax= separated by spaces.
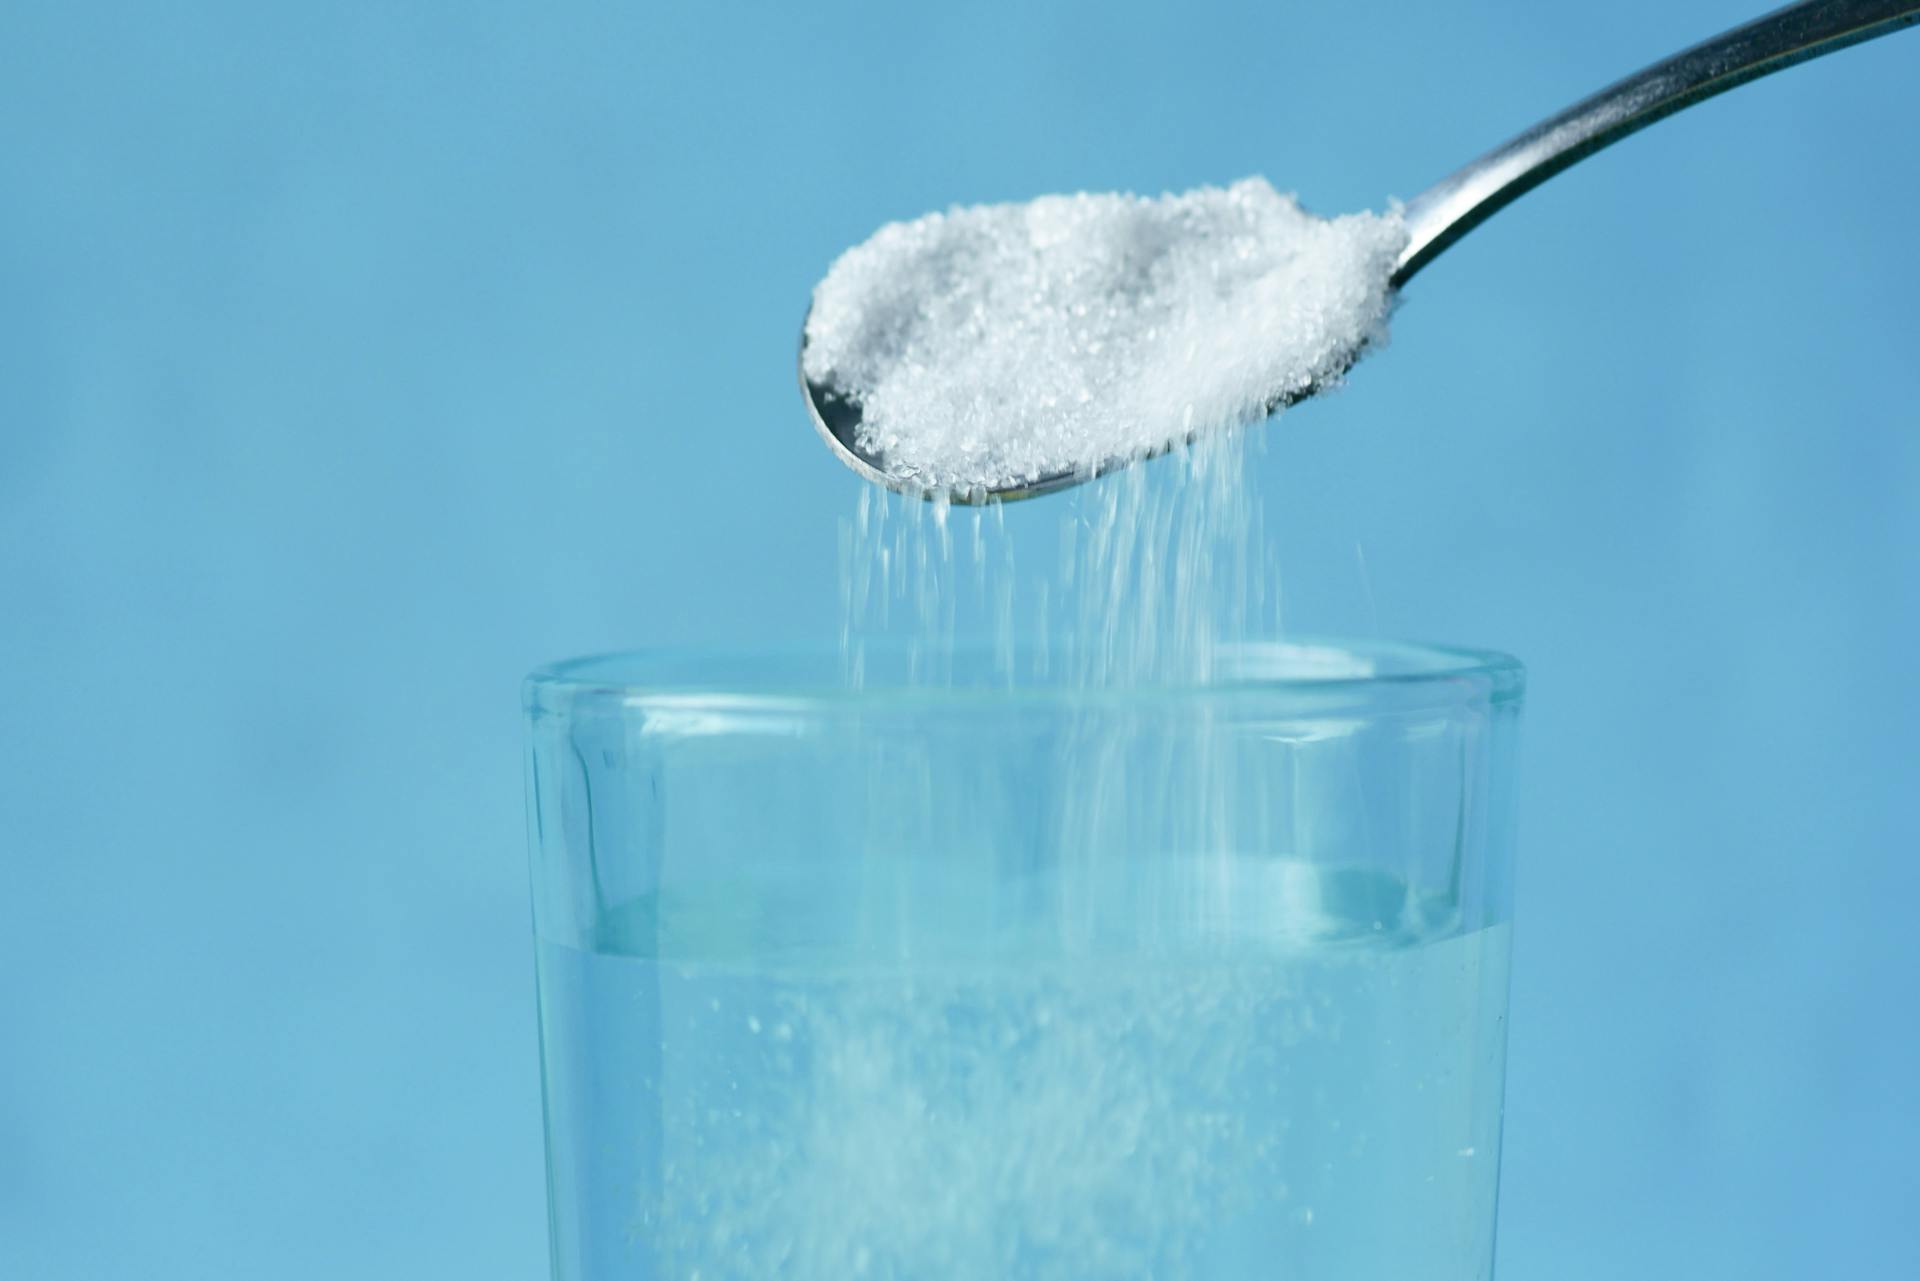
xmin=801 ymin=0 xmax=1919 ymax=503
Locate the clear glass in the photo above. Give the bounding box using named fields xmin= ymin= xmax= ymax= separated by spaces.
xmin=522 ymin=639 xmax=1525 ymax=1281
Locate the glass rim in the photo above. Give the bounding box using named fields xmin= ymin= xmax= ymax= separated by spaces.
xmin=524 ymin=636 xmax=1525 ymax=719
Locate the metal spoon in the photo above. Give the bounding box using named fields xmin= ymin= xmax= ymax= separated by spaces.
xmin=801 ymin=0 xmax=1919 ymax=503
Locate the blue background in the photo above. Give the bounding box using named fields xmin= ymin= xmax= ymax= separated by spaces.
xmin=3 ymin=1 xmax=1915 ymax=1276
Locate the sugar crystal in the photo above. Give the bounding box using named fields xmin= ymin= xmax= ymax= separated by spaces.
xmin=803 ymin=178 xmax=1407 ymax=495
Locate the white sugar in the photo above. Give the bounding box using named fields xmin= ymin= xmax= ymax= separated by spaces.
xmin=804 ymin=178 xmax=1407 ymax=496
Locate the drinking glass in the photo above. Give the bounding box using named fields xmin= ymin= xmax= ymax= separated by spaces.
xmin=523 ymin=639 xmax=1524 ymax=1280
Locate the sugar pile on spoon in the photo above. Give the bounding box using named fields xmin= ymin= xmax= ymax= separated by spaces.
xmin=802 ymin=177 xmax=1408 ymax=496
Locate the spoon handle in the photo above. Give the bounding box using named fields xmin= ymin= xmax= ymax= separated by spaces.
xmin=1394 ymin=0 xmax=1920 ymax=285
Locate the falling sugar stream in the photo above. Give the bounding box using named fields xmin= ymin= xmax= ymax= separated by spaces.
xmin=838 ymin=429 xmax=1279 ymax=694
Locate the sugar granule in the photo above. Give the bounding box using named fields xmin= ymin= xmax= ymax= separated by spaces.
xmin=803 ymin=178 xmax=1408 ymax=494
